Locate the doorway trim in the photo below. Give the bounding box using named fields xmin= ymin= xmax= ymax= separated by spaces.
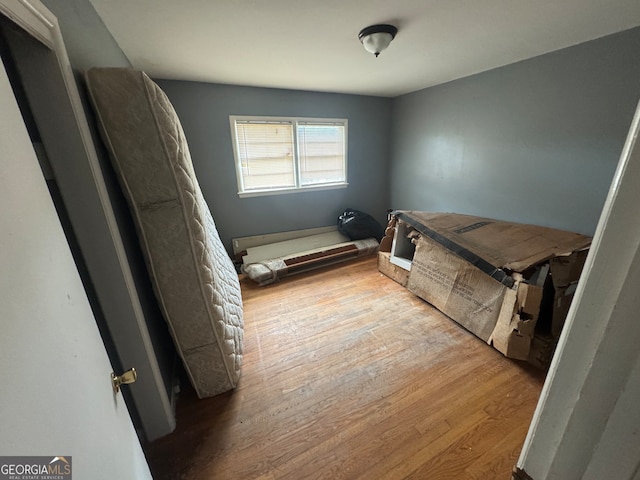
xmin=517 ymin=102 xmax=640 ymax=478
xmin=0 ymin=0 xmax=175 ymax=441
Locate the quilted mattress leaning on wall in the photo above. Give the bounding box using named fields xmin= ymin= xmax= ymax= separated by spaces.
xmin=85 ymin=67 xmax=243 ymax=398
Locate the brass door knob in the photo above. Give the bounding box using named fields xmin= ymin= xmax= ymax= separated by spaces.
xmin=111 ymin=368 xmax=137 ymax=394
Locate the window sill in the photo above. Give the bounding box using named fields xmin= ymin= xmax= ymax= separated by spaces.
xmin=238 ymin=182 xmax=348 ymax=198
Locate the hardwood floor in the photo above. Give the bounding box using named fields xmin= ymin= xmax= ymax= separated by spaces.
xmin=144 ymin=256 xmax=546 ymax=479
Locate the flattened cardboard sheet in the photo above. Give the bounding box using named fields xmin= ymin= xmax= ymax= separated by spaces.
xmin=406 ymin=236 xmax=507 ymax=342
xmin=397 ymin=211 xmax=591 ymax=272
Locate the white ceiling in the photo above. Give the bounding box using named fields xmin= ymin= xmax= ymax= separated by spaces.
xmin=89 ymin=0 xmax=640 ymax=98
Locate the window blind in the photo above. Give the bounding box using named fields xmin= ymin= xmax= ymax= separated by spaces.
xmin=235 ymin=121 xmax=295 ymax=191
xmin=297 ymin=122 xmax=346 ymax=186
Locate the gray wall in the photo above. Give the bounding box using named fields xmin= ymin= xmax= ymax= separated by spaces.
xmin=156 ymin=80 xmax=392 ymax=251
xmin=390 ymin=27 xmax=640 ymax=236
xmin=42 ymin=0 xmax=130 ymax=72
xmin=37 ymin=0 xmax=177 ymax=439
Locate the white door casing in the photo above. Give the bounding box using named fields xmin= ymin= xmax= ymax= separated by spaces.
xmin=0 ymin=0 xmax=176 ymax=442
xmin=0 ymin=53 xmax=152 ymax=477
xmin=517 ymin=102 xmax=640 ymax=478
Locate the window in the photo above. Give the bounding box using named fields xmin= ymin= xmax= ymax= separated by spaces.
xmin=230 ymin=116 xmax=348 ymax=197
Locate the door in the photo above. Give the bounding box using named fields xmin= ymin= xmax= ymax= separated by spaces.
xmin=0 ymin=53 xmax=152 ymax=479
xmin=0 ymin=0 xmax=176 ymax=442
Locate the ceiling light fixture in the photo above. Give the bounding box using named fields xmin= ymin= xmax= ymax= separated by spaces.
xmin=358 ymin=24 xmax=398 ymax=57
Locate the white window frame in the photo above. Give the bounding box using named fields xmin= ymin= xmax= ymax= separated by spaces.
xmin=229 ymin=115 xmax=348 ymax=198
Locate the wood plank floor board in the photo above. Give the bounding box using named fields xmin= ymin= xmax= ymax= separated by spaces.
xmin=355 ymin=360 xmax=537 ymax=479
xmin=462 ymin=422 xmax=533 ymax=480
xmin=398 ymin=372 xmax=541 ymax=479
xmin=144 ymin=256 xmax=545 ymax=479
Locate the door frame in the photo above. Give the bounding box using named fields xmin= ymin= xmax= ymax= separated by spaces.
xmin=1 ymin=50 xmax=152 ymax=479
xmin=0 ymin=0 xmax=175 ymax=441
xmin=516 ymin=102 xmax=640 ymax=478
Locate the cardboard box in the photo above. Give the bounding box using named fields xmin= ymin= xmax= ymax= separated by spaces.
xmin=528 ymin=334 xmax=558 ymax=370
xmin=379 ymin=211 xmax=591 ymax=362
xmin=377 ymin=251 xmax=409 ymax=287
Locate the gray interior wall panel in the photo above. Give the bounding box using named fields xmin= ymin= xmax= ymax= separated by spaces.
xmin=390 ymin=27 xmax=640 ymax=236
xmin=33 ymin=0 xmax=177 ymax=441
xmin=156 ymin=80 xmax=393 ymax=253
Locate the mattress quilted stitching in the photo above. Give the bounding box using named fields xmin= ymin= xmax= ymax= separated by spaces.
xmin=86 ymin=67 xmax=243 ymax=397
xmin=143 ymin=76 xmax=244 ymax=385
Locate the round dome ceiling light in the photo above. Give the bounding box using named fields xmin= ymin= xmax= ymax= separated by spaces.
xmin=358 ymin=24 xmax=398 ymax=57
